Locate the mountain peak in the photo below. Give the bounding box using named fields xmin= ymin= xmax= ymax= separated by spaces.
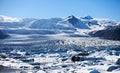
xmin=66 ymin=15 xmax=79 ymax=25
xmin=67 ymin=15 xmax=76 ymax=19
xmin=65 ymin=15 xmax=90 ymax=29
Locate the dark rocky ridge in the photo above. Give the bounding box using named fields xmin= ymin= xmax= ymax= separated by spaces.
xmin=90 ymin=24 xmax=120 ymax=41
xmin=67 ymin=15 xmax=79 ymax=25
xmin=0 ymin=30 xmax=9 ymax=39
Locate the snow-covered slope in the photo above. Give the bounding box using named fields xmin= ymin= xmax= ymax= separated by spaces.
xmin=63 ymin=15 xmax=89 ymax=29
xmin=0 ymin=15 xmax=119 ymax=36
xmin=0 ymin=15 xmax=22 ymax=22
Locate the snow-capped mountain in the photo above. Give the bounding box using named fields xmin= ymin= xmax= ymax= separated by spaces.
xmin=0 ymin=15 xmax=119 ymax=36
xmin=62 ymin=15 xmax=89 ymax=29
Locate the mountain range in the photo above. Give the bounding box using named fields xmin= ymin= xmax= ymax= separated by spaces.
xmin=0 ymin=15 xmax=120 ymax=40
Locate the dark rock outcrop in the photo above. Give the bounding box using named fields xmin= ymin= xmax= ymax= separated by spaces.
xmin=67 ymin=15 xmax=79 ymax=25
xmin=0 ymin=30 xmax=9 ymax=39
xmin=107 ymin=66 xmax=120 ymax=72
xmin=116 ymin=58 xmax=120 ymax=65
xmin=0 ymin=65 xmax=8 ymax=71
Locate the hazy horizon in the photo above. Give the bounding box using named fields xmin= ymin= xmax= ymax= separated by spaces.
xmin=0 ymin=0 xmax=120 ymax=21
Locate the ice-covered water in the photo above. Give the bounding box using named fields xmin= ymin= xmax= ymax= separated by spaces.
xmin=0 ymin=35 xmax=120 ymax=73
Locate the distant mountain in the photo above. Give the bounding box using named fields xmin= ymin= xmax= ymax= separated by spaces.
xmin=67 ymin=15 xmax=79 ymax=25
xmin=65 ymin=15 xmax=89 ymax=29
xmin=0 ymin=15 xmax=21 ymax=22
xmin=0 ymin=15 xmax=119 ymax=36
xmin=90 ymin=24 xmax=120 ymax=41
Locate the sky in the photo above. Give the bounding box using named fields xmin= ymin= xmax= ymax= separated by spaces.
xmin=0 ymin=0 xmax=120 ymax=21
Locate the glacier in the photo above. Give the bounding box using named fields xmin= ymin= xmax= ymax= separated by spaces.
xmin=0 ymin=15 xmax=120 ymax=73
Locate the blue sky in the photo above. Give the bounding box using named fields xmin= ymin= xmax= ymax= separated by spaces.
xmin=0 ymin=0 xmax=120 ymax=21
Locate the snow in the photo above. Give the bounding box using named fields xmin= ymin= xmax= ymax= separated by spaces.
xmin=37 ymin=70 xmax=46 ymax=73
xmin=0 ymin=15 xmax=22 ymax=22
xmin=0 ymin=59 xmax=33 ymax=69
xmin=0 ymin=36 xmax=120 ymax=73
xmin=94 ymin=18 xmax=118 ymax=26
xmin=0 ymin=15 xmax=119 ymax=36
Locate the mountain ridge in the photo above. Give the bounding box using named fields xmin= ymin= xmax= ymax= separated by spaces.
xmin=90 ymin=24 xmax=120 ymax=41
xmin=0 ymin=15 xmax=119 ymax=37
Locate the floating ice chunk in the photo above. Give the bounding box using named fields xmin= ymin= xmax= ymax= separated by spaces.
xmin=89 ymin=69 xmax=100 ymax=73
xmin=37 ymin=70 xmax=46 ymax=73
